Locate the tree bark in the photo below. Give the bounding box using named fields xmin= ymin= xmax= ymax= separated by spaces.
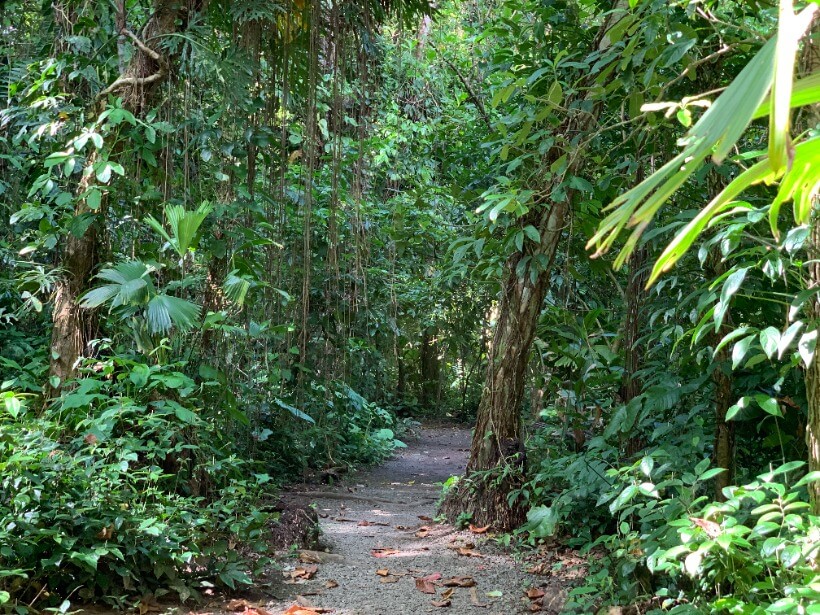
xmin=47 ymin=0 xmax=208 ymax=392
xmin=800 ymin=18 xmax=820 ymax=514
xmin=620 ymin=242 xmax=647 ymax=457
xmin=440 ymin=198 xmax=568 ymax=529
xmin=420 ymin=325 xmax=440 ymax=409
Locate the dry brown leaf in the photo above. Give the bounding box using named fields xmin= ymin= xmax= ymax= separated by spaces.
xmin=415 ymin=578 xmax=437 ymax=594
xmin=371 ymin=548 xmax=400 ymax=558
xmin=298 ymin=551 xmax=323 ymax=564
xmin=415 ymin=526 xmax=431 ymax=538
xmin=469 ymin=587 xmax=488 ymax=608
xmin=441 ymin=588 xmax=455 ymax=600
xmin=290 ymin=564 xmax=318 ymax=581
xmin=431 ymin=599 xmax=452 ymax=608
xmin=529 ymin=603 xmax=543 ymax=612
xmin=469 ymin=524 xmax=490 ymax=534
xmin=457 ymin=547 xmax=483 ymax=558
xmin=526 ymin=588 xmax=546 ymax=600
xmin=442 ymin=576 xmax=475 ymax=588
xmin=282 ymin=606 xmax=329 ymax=615
xmin=690 ymin=517 xmax=721 ymax=538
xmin=137 ymin=596 xmax=163 ymax=615
xmin=324 ymin=579 xmax=339 ymax=589
xmin=226 ymin=599 xmax=252 ymax=611
xmin=375 ymin=568 xmax=390 ymax=576
xmin=418 ymin=515 xmax=434 ymax=522
xmin=395 ymin=525 xmax=411 ymax=530
xmin=380 ymin=575 xmax=400 ymax=583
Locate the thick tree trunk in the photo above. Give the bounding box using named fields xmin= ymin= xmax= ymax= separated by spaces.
xmin=800 ymin=21 xmax=820 ymax=514
xmin=49 ymin=224 xmax=98 ymax=390
xmin=439 ymin=5 xmax=624 ymax=530
xmin=440 ymin=199 xmax=568 ymax=529
xmin=47 ymin=0 xmax=207 ymax=391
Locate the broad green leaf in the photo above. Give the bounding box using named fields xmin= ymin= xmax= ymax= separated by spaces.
xmin=145 ymin=294 xmax=200 ymax=333
xmin=759 ymin=327 xmax=780 ymax=359
xmin=731 ymin=335 xmax=754 ymax=369
xmin=778 ymin=321 xmax=804 ymax=358
xmin=715 ymin=268 xmax=747 ymax=329
xmin=798 ymin=329 xmax=817 ymax=367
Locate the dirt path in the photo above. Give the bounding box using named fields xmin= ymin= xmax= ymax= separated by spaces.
xmin=261 ymin=424 xmax=567 ymax=614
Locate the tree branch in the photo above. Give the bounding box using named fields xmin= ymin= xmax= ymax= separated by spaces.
xmin=432 ymin=44 xmax=492 ymax=130
xmin=96 ymin=70 xmax=165 ymax=100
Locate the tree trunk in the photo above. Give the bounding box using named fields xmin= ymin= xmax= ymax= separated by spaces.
xmin=707 ymin=245 xmax=735 ymax=499
xmin=439 ymin=5 xmax=624 ymax=530
xmin=620 ymin=244 xmax=647 ymax=457
xmin=420 ymin=326 xmax=440 ymax=409
xmin=47 ymin=0 xmax=208 ymax=392
xmin=713 ymin=341 xmax=734 ymax=499
xmin=440 ymin=199 xmax=568 ymax=530
xmin=800 ymin=19 xmax=820 ymax=514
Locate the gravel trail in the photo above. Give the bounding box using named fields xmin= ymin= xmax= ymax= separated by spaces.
xmin=262 ymin=424 xmax=567 ymax=615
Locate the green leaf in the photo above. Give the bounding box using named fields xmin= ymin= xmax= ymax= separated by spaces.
xmin=798 ymin=329 xmax=817 ymax=367
xmin=759 ymin=326 xmax=780 ymax=359
xmin=145 ymin=294 xmax=200 ymax=333
xmin=754 ymin=395 xmax=783 ymax=417
xmin=779 ymin=321 xmax=804 ymax=358
xmin=726 ymin=397 xmax=749 ymax=421
xmin=523 ymin=505 xmax=558 ymax=538
xmin=129 ymin=364 xmax=150 ymax=387
xmin=715 ymin=268 xmax=747 ymax=329
xmin=732 ymin=335 xmax=754 ymax=369
xmin=523 ymin=225 xmax=540 ymax=243
xmin=274 ymin=398 xmax=315 ymax=423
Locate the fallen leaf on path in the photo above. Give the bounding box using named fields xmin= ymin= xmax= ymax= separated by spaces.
xmin=137 ymin=595 xmax=163 ymax=615
xmin=380 ymin=575 xmax=400 ymax=583
xmin=358 ymin=519 xmax=390 ymax=527
xmin=324 ymin=580 xmax=339 ymax=589
xmin=282 ymin=606 xmax=331 ymax=615
xmin=526 ymin=588 xmax=545 ymax=600
xmin=289 ymin=565 xmax=318 ymax=582
xmin=376 ymin=569 xmax=390 ymax=576
xmin=225 ymin=600 xmax=271 ymax=615
xmin=441 ymin=588 xmax=455 ymax=600
xmin=457 ymin=547 xmax=483 ymax=558
xmin=371 ymin=548 xmax=400 ymax=558
xmin=469 ymin=524 xmax=490 ymax=534
xmin=415 ymin=526 xmax=431 ymax=538
xmin=227 ymin=599 xmax=252 ymax=611
xmin=442 ymin=576 xmax=475 ymax=587
xmin=414 ymin=573 xmax=441 ymax=595
xmin=469 ymin=587 xmax=488 ymax=608
xmin=395 ymin=525 xmax=411 ymax=530
xmin=335 ymin=517 xmax=358 ymax=522
xmin=418 ymin=515 xmax=434 ymax=522
xmin=431 ymin=599 xmax=452 ymax=608
xmin=485 ymin=590 xmax=503 ymax=598
xmin=529 ymin=603 xmax=543 ymax=612
xmin=415 ymin=577 xmax=437 ymax=594
xmin=299 ymin=551 xmax=323 ymax=564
